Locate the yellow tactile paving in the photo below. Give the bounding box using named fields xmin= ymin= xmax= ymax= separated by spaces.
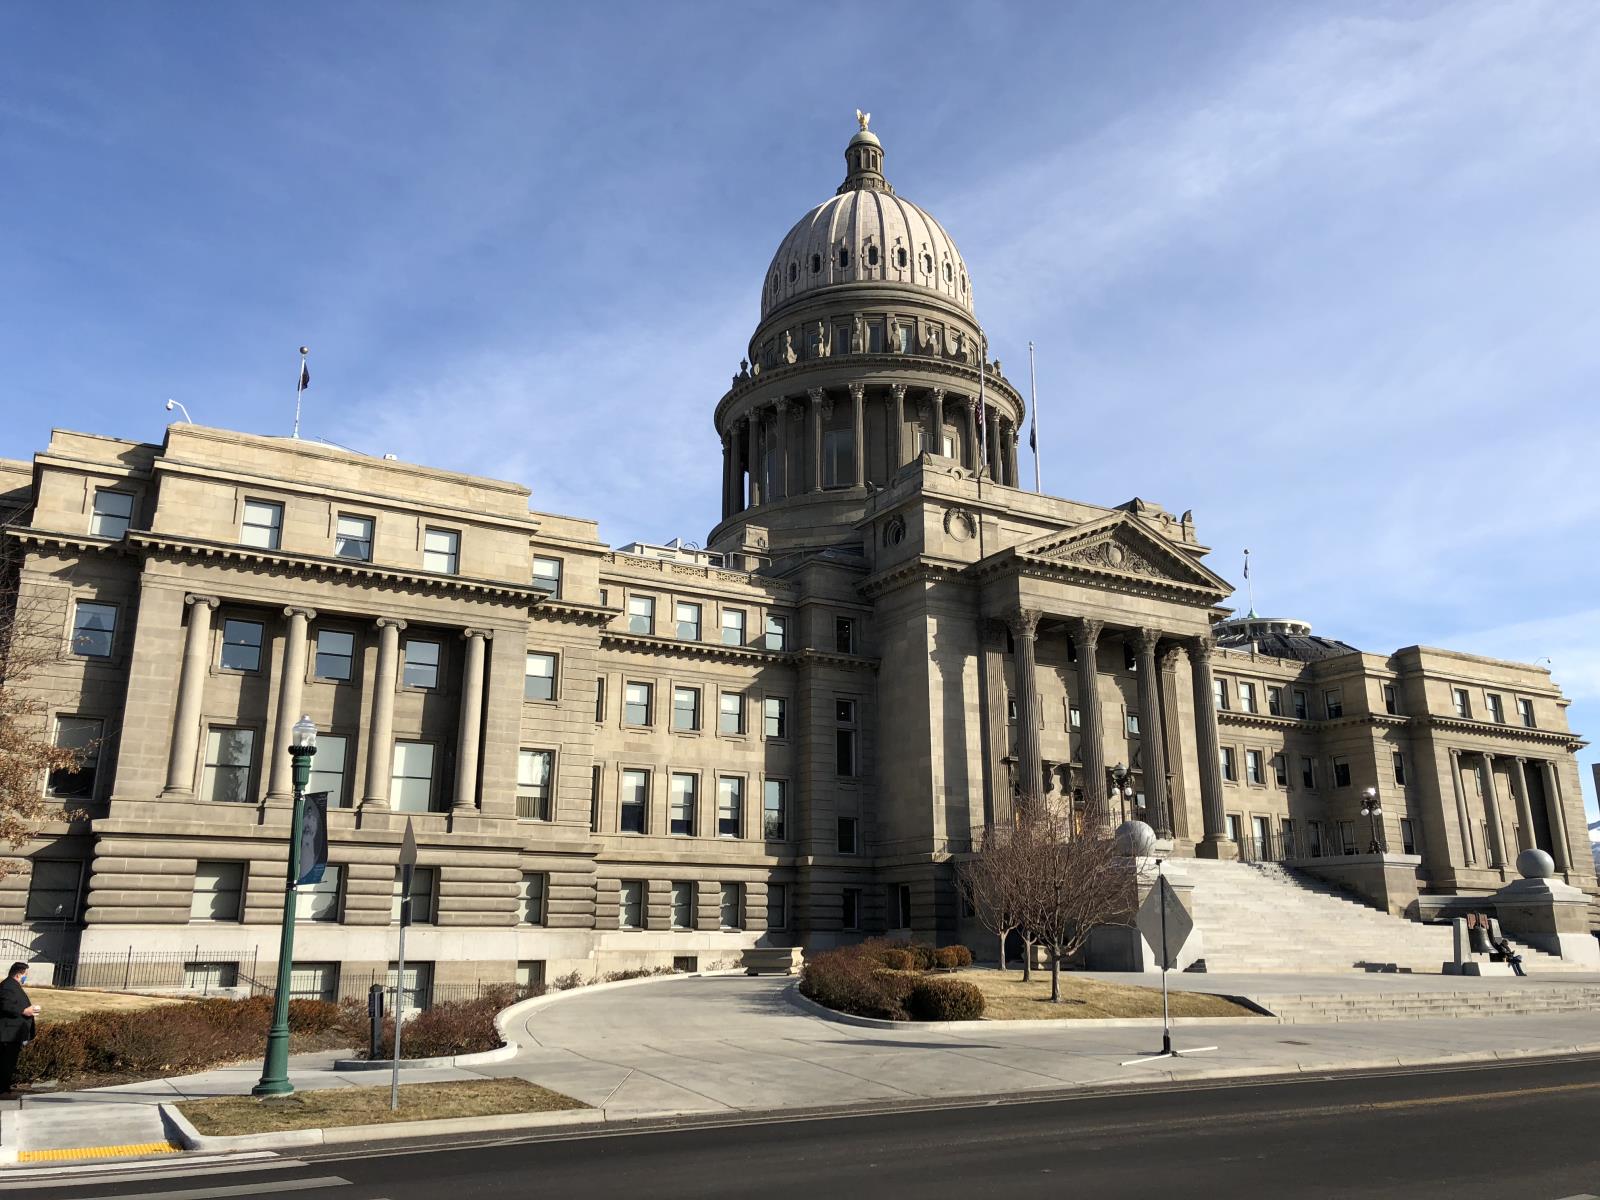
xmin=17 ymin=1141 xmax=180 ymax=1161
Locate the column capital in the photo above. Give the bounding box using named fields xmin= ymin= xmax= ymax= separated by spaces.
xmin=460 ymin=627 xmax=494 ymax=641
xmin=282 ymin=606 xmax=317 ymax=622
xmin=1134 ymin=627 xmax=1162 ymax=656
xmin=929 ymin=386 xmax=947 ymax=402
xmin=980 ymin=617 xmax=1009 ymax=648
xmin=1005 ymin=607 xmax=1042 ymax=641
xmin=1158 ymin=644 xmax=1183 ymax=673
xmin=847 ymin=381 xmax=865 ymax=402
xmin=1186 ymin=635 xmax=1215 ymax=664
xmin=375 ymin=617 xmax=407 ymax=632
xmin=185 ymin=594 xmax=221 ymax=610
xmin=807 ymin=386 xmax=826 ymax=404
xmin=890 ymin=382 xmax=907 ymax=400
xmin=1069 ymin=616 xmax=1104 ymax=647
xmin=1513 ymin=754 xmax=1527 ymax=764
xmin=773 ymin=397 xmax=790 ymax=415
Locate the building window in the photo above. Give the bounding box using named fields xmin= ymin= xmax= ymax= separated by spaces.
xmin=1245 ymin=749 xmax=1264 ymax=785
xmin=1069 ymin=705 xmax=1082 ymax=730
xmin=1220 ymin=747 xmax=1237 ymax=782
xmin=763 ymin=696 xmax=787 ymax=739
xmin=219 ymin=619 xmax=263 ymax=673
xmin=717 ymin=776 xmax=743 ymax=838
xmin=517 ymin=749 xmax=554 ymax=821
xmin=47 ymin=716 xmax=102 ymax=799
xmin=393 ymin=866 xmax=436 ymax=924
xmin=1213 ymin=679 xmax=1229 ymax=710
xmin=837 ymin=816 xmax=859 ymax=854
xmin=675 ymin=601 xmax=702 ymax=641
xmin=895 ymin=883 xmax=913 ymax=929
xmin=519 ymin=873 xmax=547 ymax=925
xmin=90 ymin=489 xmax=133 ymax=538
xmin=669 ymin=881 xmax=694 ymax=931
xmin=721 ymin=609 xmax=746 ymax=646
xmin=594 ymin=676 xmax=607 ymax=723
xmin=1332 ymin=757 xmax=1351 ymax=788
xmin=314 ymin=629 xmax=355 ymax=681
xmin=1452 ymin=688 xmax=1470 ymax=719
xmin=184 ymin=962 xmax=239 ymax=992
xmin=524 ymin=652 xmax=557 ymax=701
xmin=1392 ymin=751 xmax=1407 ymax=786
xmin=664 ymin=685 xmax=697 ymax=732
xmin=835 ymin=698 xmax=858 ymax=777
xmin=624 ymin=681 xmax=652 ymax=726
xmin=620 ymin=880 xmax=645 ymax=929
xmin=842 ymin=887 xmax=862 ymax=931
xmin=402 ymin=639 xmax=440 ymax=689
xmin=191 ymin=862 xmax=244 ymax=921
xmin=70 ymin=601 xmax=117 ymax=658
xmin=1272 ymin=753 xmax=1288 ymax=787
xmin=1301 ymin=755 xmax=1316 ymax=790
xmin=767 ymin=883 xmax=788 ymax=931
xmin=290 ymin=962 xmax=339 ymax=1003
xmin=620 ymin=769 xmax=649 ymax=833
xmin=1400 ymin=818 xmax=1418 ymax=856
xmin=531 ymin=556 xmax=562 ymax=598
xmin=388 ymin=961 xmax=433 ymax=1015
xmin=1267 ymin=686 xmax=1284 ymax=716
xmin=627 ymin=594 xmax=655 ymax=635
xmin=1126 ymin=712 xmax=1140 ymax=736
xmin=335 ymin=514 xmax=373 ymax=561
xmin=241 ymin=499 xmax=283 ymax=550
xmin=718 ymin=691 xmax=744 ymax=735
xmin=391 ymin=741 xmax=437 ymax=813
xmin=720 ymin=883 xmax=742 ymax=930
xmin=834 ymin=617 xmax=857 ymax=654
xmin=516 ymin=960 xmax=546 ymax=992
xmin=422 ymin=527 xmax=459 ymax=574
xmin=1486 ymin=693 xmax=1505 ymax=724
xmin=308 ymin=734 xmax=349 ymax=807
xmin=765 ymin=614 xmax=789 ymax=650
xmin=25 ymin=860 xmax=83 ymax=922
xmin=295 ymin=866 xmax=341 ymax=922
xmin=763 ymin=779 xmax=786 ymax=840
xmin=1238 ymin=682 xmax=1256 ymax=714
xmin=1517 ymin=697 xmax=1535 ymax=728
xmin=1382 ymin=684 xmax=1399 ymax=715
xmin=204 ymin=728 xmax=256 ymax=803
xmin=1292 ymin=689 xmax=1309 ymax=720
xmin=669 ymin=773 xmax=697 ymax=835
xmin=589 ymin=765 xmax=601 ymax=832
xmin=1323 ymin=689 xmax=1343 ymax=719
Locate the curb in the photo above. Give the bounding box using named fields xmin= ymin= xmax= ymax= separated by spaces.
xmin=161 ymin=1101 xmax=604 ymax=1153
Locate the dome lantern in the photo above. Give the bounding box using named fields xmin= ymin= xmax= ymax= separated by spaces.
xmin=838 ymin=109 xmax=892 ymax=196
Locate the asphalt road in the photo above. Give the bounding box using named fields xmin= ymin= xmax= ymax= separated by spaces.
xmin=10 ymin=1056 xmax=1600 ymax=1200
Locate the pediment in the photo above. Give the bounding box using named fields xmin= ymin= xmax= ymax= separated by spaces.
xmin=1012 ymin=515 xmax=1231 ymax=595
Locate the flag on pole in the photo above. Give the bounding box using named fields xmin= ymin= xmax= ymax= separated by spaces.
xmin=1243 ymin=549 xmax=1250 ymax=579
xmin=298 ymin=360 xmax=310 ymax=392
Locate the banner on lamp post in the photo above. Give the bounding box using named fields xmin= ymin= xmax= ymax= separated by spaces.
xmin=297 ymin=791 xmax=330 ymax=886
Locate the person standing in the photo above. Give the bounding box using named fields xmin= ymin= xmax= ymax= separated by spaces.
xmin=0 ymin=962 xmax=41 ymax=1098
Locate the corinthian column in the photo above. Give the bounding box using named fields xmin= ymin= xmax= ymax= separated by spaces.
xmin=455 ymin=629 xmax=490 ymax=812
xmin=1448 ymin=749 xmax=1477 ymax=867
xmin=1187 ymin=636 xmax=1232 ymax=858
xmin=721 ymin=429 xmax=735 ymax=520
xmin=1479 ymin=753 xmax=1506 ymax=869
xmin=964 ymin=397 xmax=979 ymax=471
xmin=1133 ymin=628 xmax=1170 ymax=837
xmin=267 ymin=606 xmax=316 ymax=802
xmin=1508 ymin=757 xmax=1536 ymax=853
xmin=849 ymin=383 xmax=866 ymax=487
xmin=890 ymin=384 xmax=907 ymax=468
xmin=773 ymin=399 xmax=790 ymax=500
xmin=1069 ymin=617 xmax=1108 ymax=825
xmin=986 ymin=410 xmax=1001 ymax=479
xmin=1538 ymin=758 xmax=1572 ymax=873
xmin=363 ymin=617 xmax=405 ymax=808
xmin=746 ymin=412 xmax=763 ymax=507
xmin=929 ymin=388 xmax=946 ymax=456
xmin=163 ymin=594 xmax=219 ymax=796
xmin=808 ymin=388 xmax=825 ymax=492
xmin=1007 ymin=608 xmax=1043 ymax=811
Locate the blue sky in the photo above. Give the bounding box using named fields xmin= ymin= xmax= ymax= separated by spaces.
xmin=4 ymin=1 xmax=1598 ymax=818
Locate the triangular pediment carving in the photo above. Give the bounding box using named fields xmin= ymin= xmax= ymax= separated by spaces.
xmin=1012 ymin=515 xmax=1231 ymax=596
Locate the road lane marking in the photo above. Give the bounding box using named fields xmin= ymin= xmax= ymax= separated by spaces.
xmin=76 ymin=1176 xmax=350 ymax=1200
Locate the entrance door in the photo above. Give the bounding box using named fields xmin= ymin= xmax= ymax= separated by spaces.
xmin=1252 ymin=815 xmax=1272 ymax=860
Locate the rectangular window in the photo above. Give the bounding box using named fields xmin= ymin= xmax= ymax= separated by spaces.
xmin=822 ymin=429 xmax=852 ymax=488
xmin=1272 ymin=753 xmax=1289 ymax=787
xmin=671 ymin=685 xmax=701 ymax=732
xmin=675 ymin=601 xmax=702 ymax=640
xmin=837 ymin=815 xmax=858 ymax=854
xmin=1486 ymin=693 xmax=1505 ymax=724
xmin=25 ymin=860 xmax=83 ymax=922
xmin=219 ymin=618 xmax=263 ymax=672
xmin=1069 ymin=705 xmax=1082 ymax=730
xmin=671 ymin=881 xmax=694 ymax=930
xmin=1293 ymin=690 xmax=1309 ymax=720
xmin=191 ymin=861 xmax=244 ymax=921
xmin=765 ymin=614 xmax=789 ymax=651
xmin=895 ymin=883 xmax=913 ymax=930
xmin=90 ymin=488 xmax=133 ymax=538
xmin=1332 ymin=757 xmax=1352 ymax=788
xmin=762 ymin=779 xmax=786 ymax=840
xmin=403 ymin=639 xmax=440 ymax=689
xmin=595 ymin=676 xmax=607 ymax=723
xmin=1392 ymin=751 xmax=1407 ymax=786
xmin=184 ymin=961 xmax=239 ymax=992
xmin=391 ymin=741 xmax=437 ymax=813
xmin=1323 ymin=689 xmax=1344 ymax=719
xmin=290 ymin=963 xmax=339 ymax=1003
xmin=1453 ymin=688 xmax=1470 ymax=719
xmin=767 ymin=883 xmax=788 ymax=931
xmin=842 ymin=887 xmax=862 ymax=931
xmin=524 ymin=652 xmax=557 ymax=701
xmin=1220 ymin=747 xmax=1237 ymax=782
xmin=835 ymin=698 xmax=858 ymax=777
xmin=516 ymin=960 xmax=546 ymax=991
xmin=295 ymin=866 xmax=341 ymax=922
xmin=1339 ymin=821 xmax=1357 ymax=854
xmin=624 ymin=681 xmax=652 ymax=726
xmin=1238 ymin=682 xmax=1257 ymax=714
xmin=834 ymin=617 xmax=856 ymax=654
xmin=314 ymin=629 xmax=355 ymax=681
xmin=47 ymin=716 xmax=102 ymax=799
xmin=392 ymin=866 xmax=436 ymax=924
xmin=627 ymin=594 xmax=655 ymax=635
xmin=718 ymin=691 xmax=744 ymax=735
xmin=1517 ymin=697 xmax=1535 ymax=728
xmin=517 ymin=749 xmax=554 ymax=821
xmin=241 ymin=499 xmax=283 ymax=549
xmin=422 ymin=527 xmax=459 ymax=574
xmin=531 ymin=556 xmax=562 ymax=598
xmin=335 ymin=514 xmax=373 ymax=561
xmin=589 ymin=765 xmax=601 ymax=833
xmin=1245 ymin=749 xmax=1264 ymax=785
xmin=1213 ymin=679 xmax=1229 ymax=710
xmin=70 ymin=601 xmax=117 ymax=658
xmin=620 ymin=769 xmax=648 ymax=834
xmin=620 ymin=880 xmax=644 ymax=930
xmin=1267 ymin=686 xmax=1284 ymax=717
xmin=204 ymin=728 xmax=256 ymax=803
xmin=763 ymin=696 xmax=787 ymax=739
xmin=1382 ymin=683 xmax=1399 ymax=715
xmin=720 ymin=882 xmax=742 ymax=930
xmin=717 ymin=776 xmax=743 ymax=838
xmin=721 ymin=608 xmax=746 ymax=646
xmin=1301 ymin=755 xmax=1316 ymax=790
xmin=1400 ymin=818 xmax=1417 ymax=856
xmin=1126 ymin=712 xmax=1140 ymax=736
xmin=387 ymin=961 xmax=433 ymax=1015
xmin=308 ymin=733 xmax=349 ymax=807
xmin=669 ymin=773 xmax=697 ymax=835
xmin=519 ymin=873 xmax=547 ymax=925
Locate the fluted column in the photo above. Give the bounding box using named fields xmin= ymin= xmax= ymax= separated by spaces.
xmin=929 ymin=388 xmax=946 ymax=456
xmin=1508 ymin=756 xmax=1536 ymax=853
xmin=1448 ymin=749 xmax=1476 ymax=867
xmin=890 ymin=384 xmax=907 ymax=467
xmin=773 ymin=400 xmax=790 ymax=500
xmin=1187 ymin=636 xmax=1232 ymax=857
xmin=963 ymin=397 xmax=979 ymax=470
xmin=986 ymin=410 xmax=1001 ymax=479
xmin=363 ymin=617 xmax=406 ymax=808
xmin=808 ymin=388 xmax=825 ymax=492
xmin=1538 ymin=759 xmax=1572 ymax=872
xmin=1133 ymin=628 xmax=1170 ymax=837
xmin=267 ymin=606 xmax=316 ymax=802
xmin=163 ymin=594 xmax=220 ymax=795
xmin=454 ymin=629 xmax=489 ymax=812
xmin=1479 ymin=753 xmax=1506 ymax=869
xmin=746 ymin=412 xmax=763 ymax=507
xmin=849 ymin=383 xmax=865 ymax=487
xmin=1070 ymin=617 xmax=1108 ymax=825
xmin=1007 ymin=608 xmax=1043 ymax=811
xmin=721 ymin=429 xmax=735 ymax=519
xmin=1158 ymin=645 xmax=1190 ymax=841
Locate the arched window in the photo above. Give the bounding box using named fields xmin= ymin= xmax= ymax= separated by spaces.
xmin=788 ymin=261 xmax=798 ymax=283
xmin=810 ymin=253 xmax=821 ymax=273
xmin=867 ymin=245 xmax=879 ymax=267
xmin=839 ymin=247 xmax=850 ymax=269
xmin=960 ymin=270 xmax=967 ymax=294
xmin=896 ymin=247 xmax=908 ymax=268
xmin=943 ymin=261 xmax=953 ymax=283
xmin=921 ymin=253 xmax=933 ymax=274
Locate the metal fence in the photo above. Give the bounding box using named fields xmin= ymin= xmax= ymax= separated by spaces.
xmin=56 ymin=948 xmax=264 ymax=994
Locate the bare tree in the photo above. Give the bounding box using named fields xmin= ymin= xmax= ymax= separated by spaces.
xmin=956 ymin=827 xmax=1023 ymax=972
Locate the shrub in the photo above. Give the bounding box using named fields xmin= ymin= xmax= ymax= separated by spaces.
xmin=934 ymin=945 xmax=974 ymax=970
xmin=877 ymin=948 xmax=916 ymax=972
xmin=906 ymin=977 xmax=986 ymax=1022
xmin=551 ymin=970 xmax=588 ymax=991
xmin=905 ymin=944 xmax=937 ymax=971
xmin=800 ymin=946 xmax=918 ymax=1020
xmin=287 ymin=999 xmax=342 ymax=1033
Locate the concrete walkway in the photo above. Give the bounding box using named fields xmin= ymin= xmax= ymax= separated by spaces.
xmin=7 ymin=970 xmax=1600 ymax=1160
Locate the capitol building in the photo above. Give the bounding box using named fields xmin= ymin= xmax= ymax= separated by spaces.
xmin=2 ymin=120 xmax=1594 ymax=1000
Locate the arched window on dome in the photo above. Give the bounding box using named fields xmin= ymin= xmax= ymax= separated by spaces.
xmin=867 ymin=245 xmax=880 ymax=268
xmin=896 ymin=247 xmax=908 ymax=269
xmin=921 ymin=252 xmax=933 ymax=274
xmin=810 ymin=253 xmax=821 ymax=274
xmin=943 ymin=261 xmax=953 ymax=283
xmin=788 ymin=261 xmax=798 ymax=284
xmin=770 ymin=272 xmax=779 ymax=296
xmin=960 ymin=271 xmax=967 ymax=295
xmin=839 ymin=247 xmax=850 ymax=269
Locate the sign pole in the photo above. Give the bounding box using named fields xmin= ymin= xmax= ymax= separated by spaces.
xmin=1158 ymin=859 xmax=1172 ymax=1056
xmin=391 ymin=818 xmax=418 ymax=1113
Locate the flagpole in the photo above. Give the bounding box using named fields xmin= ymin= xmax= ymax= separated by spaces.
xmin=977 ymin=335 xmax=988 ymax=481
xmin=1028 ymin=340 xmax=1041 ymax=493
xmin=1244 ymin=548 xmax=1254 ymax=616
xmin=292 ymin=346 xmax=309 ymax=439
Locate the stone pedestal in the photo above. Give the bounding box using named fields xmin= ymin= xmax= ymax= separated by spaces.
xmin=1492 ymin=876 xmax=1600 ymax=965
xmin=1083 ymin=865 xmax=1203 ymax=973
xmin=1291 ymin=853 xmax=1422 ymax=918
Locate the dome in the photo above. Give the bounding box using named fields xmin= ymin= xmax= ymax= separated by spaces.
xmin=760 ymin=120 xmax=974 ymax=321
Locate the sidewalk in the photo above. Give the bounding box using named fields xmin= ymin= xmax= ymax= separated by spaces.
xmin=6 ymin=971 xmax=1600 ymax=1161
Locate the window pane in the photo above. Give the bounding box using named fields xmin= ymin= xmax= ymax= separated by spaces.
xmin=763 ymin=697 xmax=786 ymax=739
xmin=191 ymin=861 xmax=244 ymax=921
xmin=721 ymin=610 xmax=745 ymax=645
xmin=314 ymin=630 xmax=355 ymax=680
xmin=524 ymin=652 xmax=556 ymax=701
xmin=717 ymin=777 xmax=742 ymax=837
xmin=48 ymin=717 xmax=102 ymax=799
xmin=241 ymin=500 xmax=282 ymax=549
xmin=391 ymin=866 xmax=435 ymax=924
xmin=675 ymin=602 xmax=701 ymax=640
xmin=25 ymin=860 xmax=83 ymax=921
xmin=763 ymin=780 xmax=786 ymax=840
xmin=765 ymin=615 xmax=788 ymax=650
xmin=627 ymin=595 xmax=654 ymax=635
xmin=403 ymin=640 xmax=440 ymax=688
xmin=767 ymin=883 xmax=787 ymax=930
xmin=673 ymin=687 xmax=699 ymax=731
xmin=91 ymin=489 xmax=133 ymax=537
xmin=295 ymin=866 xmax=342 ymax=921
xmin=531 ymin=556 xmax=562 ymax=597
xmin=204 ymin=729 xmax=255 ymax=803
xmin=517 ymin=749 xmax=552 ymax=820
xmin=71 ymin=602 xmax=117 ymax=657
xmin=307 ymin=734 xmax=348 ymax=806
xmin=423 ymin=528 xmax=458 ymax=573
xmin=670 ymin=773 xmax=696 ymax=835
xmin=671 ymin=881 xmax=693 ymax=929
xmin=624 ymin=682 xmax=651 ymax=725
xmin=335 ymin=514 xmax=373 ymax=561
xmin=719 ymin=692 xmax=743 ymax=735
xmin=620 ymin=770 xmax=648 ymax=833
xmin=620 ymin=880 xmax=644 ymax=928
xmin=520 ymin=873 xmax=546 ymax=925
xmin=720 ymin=882 xmax=740 ymax=929
xmin=391 ymin=742 xmax=436 ymax=813
xmin=220 ymin=619 xmax=263 ymax=672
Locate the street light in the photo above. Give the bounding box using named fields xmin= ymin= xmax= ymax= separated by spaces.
xmin=1360 ymin=786 xmax=1385 ymax=855
xmin=1109 ymin=763 xmax=1136 ymax=824
xmin=253 ymin=714 xmax=317 ymax=1098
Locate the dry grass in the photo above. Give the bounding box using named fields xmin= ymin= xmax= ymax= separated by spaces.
xmin=952 ymin=969 xmax=1259 ymax=1020
xmin=28 ymin=986 xmax=184 ymax=1024
xmin=178 ymin=1078 xmax=586 ymax=1135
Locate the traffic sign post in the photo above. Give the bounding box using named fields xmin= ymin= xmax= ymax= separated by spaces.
xmin=1123 ymin=859 xmax=1217 ymax=1067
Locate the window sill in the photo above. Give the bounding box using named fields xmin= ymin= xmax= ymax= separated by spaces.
xmin=522 ymin=697 xmax=560 ymax=706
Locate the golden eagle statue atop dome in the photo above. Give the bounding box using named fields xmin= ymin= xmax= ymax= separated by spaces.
xmin=855 ymin=109 xmax=870 ymax=131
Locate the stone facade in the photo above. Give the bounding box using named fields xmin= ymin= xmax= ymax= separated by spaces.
xmin=0 ymin=121 xmax=1593 ymax=1000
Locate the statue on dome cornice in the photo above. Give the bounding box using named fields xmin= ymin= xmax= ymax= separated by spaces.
xmin=918 ymin=319 xmax=939 ymax=355
xmin=780 ymin=330 xmax=797 ymax=365
xmin=814 ymin=319 xmax=831 ymax=358
xmin=850 ymin=314 xmax=865 ymax=354
xmin=737 ymin=358 xmax=751 ymax=383
xmin=946 ymin=327 xmax=965 ymax=360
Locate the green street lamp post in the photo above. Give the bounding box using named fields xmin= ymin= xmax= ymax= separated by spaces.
xmin=253 ymin=714 xmax=317 ymax=1098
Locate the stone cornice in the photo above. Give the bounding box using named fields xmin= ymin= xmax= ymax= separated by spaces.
xmin=1215 ymin=707 xmax=1587 ymax=752
xmin=600 ymin=552 xmax=796 ymax=595
xmin=973 ymin=549 xmax=1227 ymax=606
xmin=5 ymin=528 xmax=126 ymax=555
xmin=596 ymin=630 xmax=877 ymax=673
xmin=858 ymin=557 xmax=970 ymax=599
xmin=531 ymin=599 xmax=616 ymax=627
xmin=1411 ymin=713 xmax=1586 ymax=751
xmin=715 ymin=354 xmax=1024 ymax=429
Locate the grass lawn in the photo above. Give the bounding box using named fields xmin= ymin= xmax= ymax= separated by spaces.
xmin=177 ymin=1078 xmax=586 ymax=1136
xmin=952 ymin=969 xmax=1259 ymax=1020
xmin=28 ymin=986 xmax=184 ymax=1024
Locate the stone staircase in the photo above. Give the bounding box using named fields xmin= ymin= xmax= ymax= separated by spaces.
xmin=1174 ymin=858 xmax=1584 ymax=975
xmin=1260 ymin=984 xmax=1600 ymax=1023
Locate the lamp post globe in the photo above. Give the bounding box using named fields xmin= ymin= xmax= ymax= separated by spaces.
xmin=1359 ymin=786 xmax=1384 ymax=855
